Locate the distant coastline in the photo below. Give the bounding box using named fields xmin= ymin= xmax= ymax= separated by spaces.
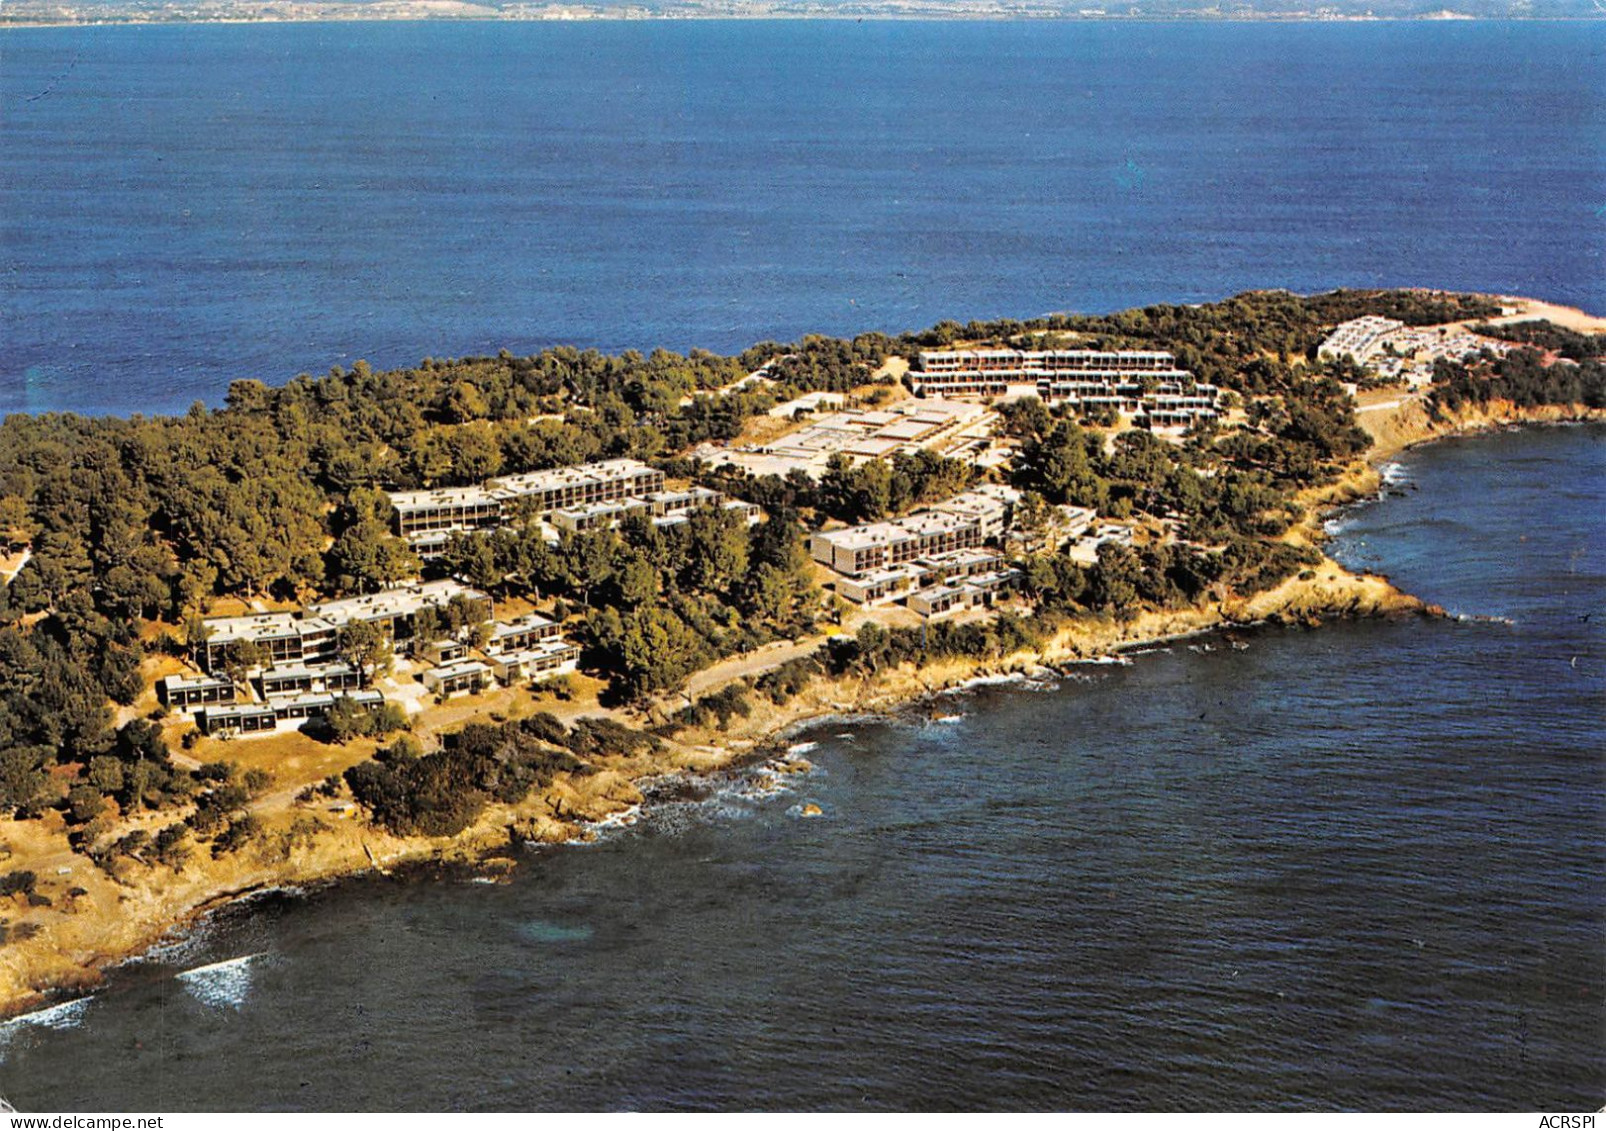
xmin=3 ymin=9 xmax=1602 ymax=28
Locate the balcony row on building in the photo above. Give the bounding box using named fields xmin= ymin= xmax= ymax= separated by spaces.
xmin=195 ymin=689 xmax=387 ymax=738
xmin=198 ymin=579 xmax=491 ymax=675
xmin=908 ymin=350 xmax=1221 ymax=427
xmin=810 ymin=485 xmax=1024 ymax=618
xmin=419 ymin=636 xmax=581 ymax=699
xmin=548 ymin=488 xmax=762 ymax=536
xmin=388 ymin=458 xmax=671 ymax=558
xmin=418 ymin=610 xmax=581 ymax=700
xmin=386 ymin=460 xmax=769 ymax=559
xmin=808 ymin=484 xmax=1020 ymax=578
xmin=917 ymin=348 xmax=1179 ymax=376
xmin=159 ymin=660 xmax=365 ymax=717
xmin=389 ymin=458 xmax=664 ymax=538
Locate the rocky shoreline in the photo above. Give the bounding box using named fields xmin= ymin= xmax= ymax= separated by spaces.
xmin=2 ymin=399 xmax=1600 ymax=1022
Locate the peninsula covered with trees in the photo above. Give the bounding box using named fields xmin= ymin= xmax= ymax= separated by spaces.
xmin=0 ymin=288 xmax=1600 ymax=1013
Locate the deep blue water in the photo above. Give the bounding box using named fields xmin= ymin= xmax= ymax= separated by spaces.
xmin=0 ymin=19 xmax=1601 ymax=1112
xmin=1 ymin=424 xmax=1600 ymax=1112
xmin=1 ymin=20 xmax=1603 ymax=415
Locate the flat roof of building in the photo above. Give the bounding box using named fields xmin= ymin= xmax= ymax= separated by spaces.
xmin=919 ymin=347 xmax=1175 ymax=364
xmin=201 ymin=612 xmax=334 ymax=645
xmin=841 ymin=437 xmax=903 ymax=458
xmin=840 ymin=562 xmax=928 ymax=585
xmin=259 ymin=662 xmax=357 ymax=681
xmin=647 ymin=486 xmax=720 ymax=504
xmin=308 ymin=579 xmax=487 ymax=627
xmin=488 ymin=457 xmax=659 ymax=497
xmin=388 ymin=484 xmax=501 ymax=513
xmin=876 ymin=419 xmax=933 ymax=442
xmin=161 ymin=674 xmax=233 ymax=691
xmin=696 ymin=398 xmax=992 ymax=480
xmin=426 ymin=659 xmax=493 ymax=679
xmin=203 ymin=703 xmax=277 ymax=721
xmin=815 ymin=509 xmax=979 ymax=552
xmin=493 ymin=639 xmax=579 ymax=664
xmin=489 ymin=613 xmax=557 ymax=639
xmin=921 ymin=547 xmax=1003 ymax=567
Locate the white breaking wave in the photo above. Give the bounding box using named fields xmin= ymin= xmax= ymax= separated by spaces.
xmin=1 ymin=997 xmax=90 ymax=1037
xmin=0 ymin=997 xmax=92 ymax=1062
xmin=592 ymin=804 xmax=643 ymax=830
xmin=786 ymin=741 xmax=818 ymax=756
xmin=137 ymin=921 xmax=218 ymax=967
xmin=565 ymin=803 xmax=645 ymax=845
xmin=176 ymin=953 xmax=267 ymax=1010
xmin=572 ymin=756 xmax=818 ymax=843
xmin=938 ymin=671 xmax=1027 ymax=695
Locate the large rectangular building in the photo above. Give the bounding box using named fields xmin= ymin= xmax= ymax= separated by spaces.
xmin=158 ymin=674 xmax=238 ymax=712
xmin=385 ymin=485 xmax=504 ymax=544
xmin=489 ymin=639 xmax=580 ymax=684
xmin=911 ymin=349 xmax=1220 ymax=426
xmin=487 ymin=458 xmax=665 ymax=515
xmin=486 ymin=613 xmax=562 ymax=655
xmin=422 ymin=659 xmax=493 ymax=699
xmin=197 ymin=689 xmax=387 ymax=737
xmin=199 ymin=612 xmax=338 ymax=674
xmin=201 ymin=580 xmax=491 ymax=674
xmin=913 ymin=349 xmax=1185 ymax=397
xmin=388 ymin=458 xmax=665 ymax=551
xmin=257 ymin=662 xmax=362 ymax=700
xmin=927 ymin=484 xmax=1021 ymax=541
xmin=810 ymin=511 xmax=984 ymax=577
xmin=308 ymin=579 xmax=490 ymax=646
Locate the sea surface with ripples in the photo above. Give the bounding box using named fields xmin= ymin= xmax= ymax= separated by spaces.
xmin=2 ymin=20 xmax=1601 ymax=415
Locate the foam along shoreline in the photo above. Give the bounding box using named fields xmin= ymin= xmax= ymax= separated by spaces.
xmin=0 ymin=996 xmax=91 ymax=1039
xmin=2 ymin=394 xmax=1598 ymax=1021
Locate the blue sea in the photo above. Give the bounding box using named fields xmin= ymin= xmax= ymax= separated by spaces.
xmin=0 ymin=423 xmax=1601 ymax=1111
xmin=1 ymin=19 xmax=1602 ymax=415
